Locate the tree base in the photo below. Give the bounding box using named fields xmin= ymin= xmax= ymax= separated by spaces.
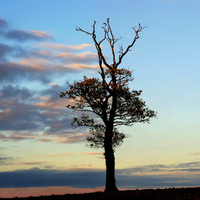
xmin=104 ymin=185 xmax=119 ymax=193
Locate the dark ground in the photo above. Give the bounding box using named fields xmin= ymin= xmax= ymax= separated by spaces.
xmin=1 ymin=187 xmax=200 ymax=200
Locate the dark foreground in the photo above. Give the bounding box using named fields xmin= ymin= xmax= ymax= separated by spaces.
xmin=1 ymin=187 xmax=200 ymax=200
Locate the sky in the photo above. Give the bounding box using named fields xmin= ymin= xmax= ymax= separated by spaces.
xmin=0 ymin=0 xmax=200 ymax=198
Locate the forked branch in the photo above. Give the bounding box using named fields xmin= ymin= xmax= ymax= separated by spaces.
xmin=116 ymin=23 xmax=147 ymax=67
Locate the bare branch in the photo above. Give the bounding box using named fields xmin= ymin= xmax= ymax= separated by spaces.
xmin=116 ymin=24 xmax=147 ymax=68
xmin=76 ymin=27 xmax=93 ymax=35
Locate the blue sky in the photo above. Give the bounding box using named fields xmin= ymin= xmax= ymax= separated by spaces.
xmin=0 ymin=0 xmax=200 ymax=198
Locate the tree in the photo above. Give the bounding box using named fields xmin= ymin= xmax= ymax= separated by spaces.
xmin=60 ymin=19 xmax=157 ymax=192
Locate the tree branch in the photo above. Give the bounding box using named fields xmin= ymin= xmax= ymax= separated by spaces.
xmin=116 ymin=24 xmax=146 ymax=68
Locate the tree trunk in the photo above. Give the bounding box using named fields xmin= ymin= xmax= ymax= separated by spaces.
xmin=104 ymin=131 xmax=118 ymax=192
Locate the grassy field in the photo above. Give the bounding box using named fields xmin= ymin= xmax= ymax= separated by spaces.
xmin=1 ymin=187 xmax=200 ymax=200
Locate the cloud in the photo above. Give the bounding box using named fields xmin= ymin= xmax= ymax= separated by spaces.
xmin=0 ymin=168 xmax=105 ymax=188
xmin=0 ymin=18 xmax=100 ymax=145
xmin=50 ymin=82 xmax=58 ymax=86
xmin=39 ymin=43 xmax=92 ymax=51
xmin=0 ymin=85 xmax=32 ymax=100
xmin=0 ymin=19 xmax=98 ymax=85
xmin=116 ymin=162 xmax=200 ymax=176
xmin=0 ymin=97 xmax=45 ymax=132
xmin=56 ymin=52 xmax=97 ymax=64
xmin=36 ymin=153 xmax=74 ymax=157
xmin=0 ymin=43 xmax=12 ymax=60
xmin=0 ymin=62 xmax=50 ymax=84
xmin=6 ymin=30 xmax=54 ymax=42
xmin=0 ymin=84 xmax=91 ymax=144
xmin=42 ymin=131 xmax=90 ymax=144
xmin=19 ymin=162 xmax=49 ymax=165
xmin=81 ymin=152 xmax=103 ymax=156
xmin=0 ymin=18 xmax=8 ymax=28
xmin=188 ymin=152 xmax=200 ymax=156
xmin=36 ymin=152 xmax=103 ymax=157
xmin=1 ymin=163 xmax=200 ymax=189
xmin=0 ymin=59 xmax=98 ymax=84
xmin=0 ymin=132 xmax=38 ymax=142
xmin=0 ymin=157 xmax=14 ymax=165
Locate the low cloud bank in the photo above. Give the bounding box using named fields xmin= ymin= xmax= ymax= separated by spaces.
xmin=1 ymin=165 xmax=200 ymax=190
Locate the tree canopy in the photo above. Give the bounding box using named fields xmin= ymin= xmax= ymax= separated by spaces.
xmin=60 ymin=19 xmax=156 ymax=149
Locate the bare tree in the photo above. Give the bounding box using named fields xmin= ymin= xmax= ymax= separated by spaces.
xmin=60 ymin=18 xmax=156 ymax=192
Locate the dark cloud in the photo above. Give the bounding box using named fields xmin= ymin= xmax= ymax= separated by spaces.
xmin=0 ymin=85 xmax=32 ymax=100
xmin=19 ymin=162 xmax=48 ymax=165
xmin=1 ymin=165 xmax=200 ymax=189
xmin=0 ymin=61 xmax=93 ymax=84
xmin=0 ymin=42 xmax=32 ymax=61
xmin=0 ymin=85 xmax=52 ymax=133
xmin=0 ymin=168 xmax=105 ymax=188
xmin=0 ymin=43 xmax=31 ymax=61
xmin=0 ymin=85 xmax=88 ymax=143
xmin=0 ymin=62 xmax=51 ymax=84
xmin=0 ymin=18 xmax=8 ymax=28
xmin=0 ymin=97 xmax=45 ymax=131
xmin=0 ymin=157 xmax=14 ymax=165
xmin=0 ymin=43 xmax=12 ymax=60
xmin=6 ymin=30 xmax=54 ymax=42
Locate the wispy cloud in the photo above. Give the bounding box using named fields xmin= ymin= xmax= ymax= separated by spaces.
xmin=19 ymin=162 xmax=49 ymax=165
xmin=36 ymin=153 xmax=74 ymax=157
xmin=188 ymin=152 xmax=200 ymax=156
xmin=38 ymin=43 xmax=92 ymax=51
xmin=6 ymin=30 xmax=54 ymax=42
xmin=117 ymin=162 xmax=200 ymax=176
xmin=0 ymin=132 xmax=38 ymax=142
xmin=56 ymin=52 xmax=97 ymax=64
xmin=43 ymin=132 xmax=91 ymax=144
xmin=81 ymin=152 xmax=103 ymax=156
xmin=0 ymin=157 xmax=14 ymax=165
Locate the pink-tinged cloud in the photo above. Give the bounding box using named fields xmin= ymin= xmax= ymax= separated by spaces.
xmin=19 ymin=162 xmax=49 ymax=165
xmin=30 ymin=30 xmax=53 ymax=39
xmin=37 ymin=152 xmax=74 ymax=157
xmin=57 ymin=133 xmax=90 ymax=144
xmin=6 ymin=29 xmax=53 ymax=42
xmin=39 ymin=43 xmax=92 ymax=51
xmin=37 ymin=138 xmax=55 ymax=143
xmin=33 ymin=50 xmax=51 ymax=57
xmin=38 ymin=129 xmax=90 ymax=144
xmin=1 ymin=132 xmax=37 ymax=141
xmin=50 ymin=82 xmax=58 ymax=86
xmin=0 ymin=186 xmax=104 ymax=198
xmin=36 ymin=152 xmax=103 ymax=157
xmin=0 ymin=109 xmax=12 ymax=121
xmin=56 ymin=52 xmax=97 ymax=64
xmin=34 ymin=96 xmax=68 ymax=109
xmin=63 ymin=63 xmax=99 ymax=70
xmin=81 ymin=152 xmax=103 ymax=156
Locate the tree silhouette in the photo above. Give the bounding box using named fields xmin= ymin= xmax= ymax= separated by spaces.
xmin=60 ymin=19 xmax=157 ymax=192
